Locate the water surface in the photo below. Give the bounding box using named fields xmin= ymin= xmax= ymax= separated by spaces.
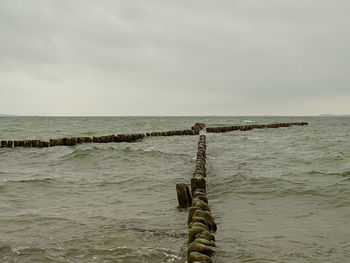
xmin=0 ymin=117 xmax=349 ymax=262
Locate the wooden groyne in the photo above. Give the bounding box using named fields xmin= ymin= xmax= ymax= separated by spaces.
xmin=175 ymin=121 xmax=308 ymax=262
xmin=206 ymin=122 xmax=308 ymax=133
xmin=176 ymin=135 xmax=216 ymax=263
xmin=146 ymin=129 xmax=195 ymax=137
xmin=0 ymin=133 xmax=146 ymax=148
xmin=146 ymin=123 xmax=206 ymax=137
xmin=0 ymin=123 xmax=207 ymax=148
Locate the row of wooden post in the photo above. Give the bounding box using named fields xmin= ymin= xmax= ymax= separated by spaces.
xmin=146 ymin=123 xmax=206 ymax=137
xmin=0 ymin=133 xmax=146 ymax=148
xmin=206 ymin=122 xmax=308 ymax=133
xmin=0 ymin=123 xmax=208 ymax=148
xmin=176 ymin=134 xmax=217 ymax=263
xmin=146 ymin=129 xmax=195 ymax=137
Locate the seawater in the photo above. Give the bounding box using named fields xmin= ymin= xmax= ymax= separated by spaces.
xmin=0 ymin=117 xmax=349 ymax=263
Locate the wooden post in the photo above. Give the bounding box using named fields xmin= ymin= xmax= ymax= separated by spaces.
xmin=176 ymin=183 xmax=192 ymax=208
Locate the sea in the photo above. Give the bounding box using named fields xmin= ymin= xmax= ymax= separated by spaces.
xmin=0 ymin=116 xmax=349 ymax=263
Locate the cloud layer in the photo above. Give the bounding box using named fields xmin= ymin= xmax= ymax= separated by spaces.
xmin=1 ymin=0 xmax=349 ymax=115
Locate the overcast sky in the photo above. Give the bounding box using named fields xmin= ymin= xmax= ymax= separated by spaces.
xmin=0 ymin=0 xmax=349 ymax=116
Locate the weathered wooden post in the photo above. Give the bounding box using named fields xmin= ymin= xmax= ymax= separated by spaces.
xmin=176 ymin=183 xmax=192 ymax=208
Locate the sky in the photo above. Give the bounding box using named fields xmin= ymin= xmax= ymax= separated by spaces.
xmin=0 ymin=0 xmax=349 ymax=116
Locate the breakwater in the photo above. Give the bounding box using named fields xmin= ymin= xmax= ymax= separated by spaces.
xmin=0 ymin=133 xmax=146 ymax=148
xmin=146 ymin=129 xmax=195 ymax=137
xmin=206 ymin=122 xmax=308 ymax=133
xmin=1 ymin=122 xmax=308 ymax=148
xmin=175 ymin=122 xmax=308 ymax=262
xmin=177 ymin=135 xmax=217 ymax=263
xmin=0 ymin=123 xmax=207 ymax=148
xmin=147 ymin=122 xmax=206 ymax=137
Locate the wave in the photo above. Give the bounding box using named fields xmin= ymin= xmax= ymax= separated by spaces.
xmin=56 ymin=145 xmax=190 ymax=162
xmin=0 ymin=238 xmax=184 ymax=262
xmin=2 ymin=177 xmax=57 ymax=184
xmin=5 ymin=213 xmax=86 ymax=226
xmin=0 ymin=244 xmax=11 ymax=254
xmin=209 ymin=170 xmax=350 ymax=203
xmin=1 ymin=128 xmax=21 ymax=132
xmin=307 ymin=170 xmax=350 ymax=179
xmin=341 ymin=170 xmax=350 ymax=177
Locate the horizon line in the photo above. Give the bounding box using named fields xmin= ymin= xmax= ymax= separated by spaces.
xmin=1 ymin=114 xmax=349 ymax=117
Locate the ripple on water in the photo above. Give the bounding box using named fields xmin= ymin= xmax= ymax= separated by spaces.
xmin=1 ymin=117 xmax=350 ymax=262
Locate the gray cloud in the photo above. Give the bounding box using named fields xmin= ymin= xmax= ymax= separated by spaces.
xmin=0 ymin=0 xmax=349 ymax=115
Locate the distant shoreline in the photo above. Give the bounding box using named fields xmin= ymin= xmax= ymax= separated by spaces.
xmin=1 ymin=114 xmax=349 ymax=117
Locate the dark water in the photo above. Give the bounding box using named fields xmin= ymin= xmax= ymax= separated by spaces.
xmin=0 ymin=117 xmax=349 ymax=262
